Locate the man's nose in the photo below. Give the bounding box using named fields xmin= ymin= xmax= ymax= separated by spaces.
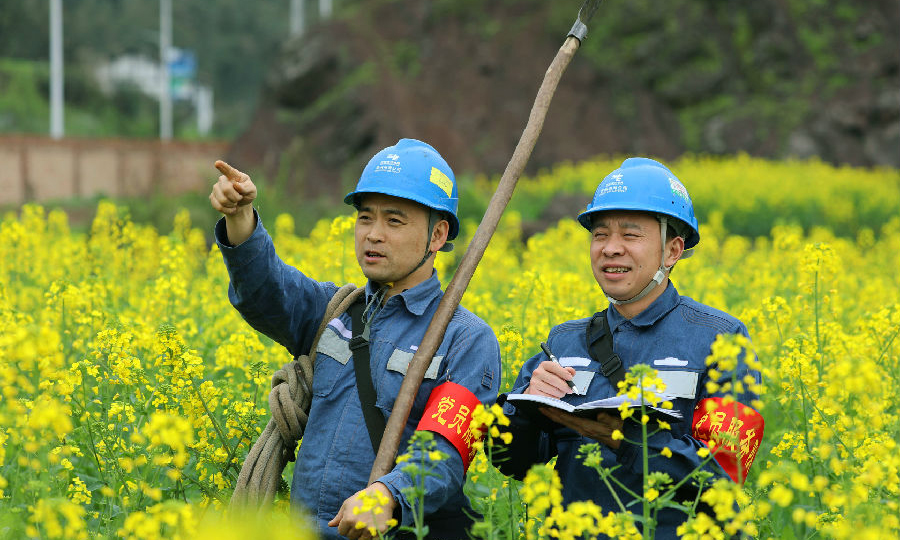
xmin=366 ymin=218 xmax=386 ymax=242
xmin=601 ymin=235 xmax=624 ymax=256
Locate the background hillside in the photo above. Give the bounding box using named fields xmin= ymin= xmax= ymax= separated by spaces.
xmin=232 ymin=0 xmax=898 ymax=200
xmin=2 ymin=0 xmax=898 ymax=226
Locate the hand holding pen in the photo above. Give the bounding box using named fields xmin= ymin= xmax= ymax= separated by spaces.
xmin=540 ymin=341 xmax=580 ymax=395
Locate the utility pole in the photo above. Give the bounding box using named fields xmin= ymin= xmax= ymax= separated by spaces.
xmin=49 ymin=0 xmax=64 ymax=139
xmin=290 ymin=0 xmax=305 ymax=36
xmin=159 ymin=0 xmax=173 ymax=140
xmin=195 ymin=86 xmax=213 ymax=136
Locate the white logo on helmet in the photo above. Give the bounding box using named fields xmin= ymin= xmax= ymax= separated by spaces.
xmin=375 ymin=154 xmax=402 ymax=173
xmin=669 ymin=177 xmax=689 ymax=201
xmin=598 ymin=172 xmax=627 ymax=195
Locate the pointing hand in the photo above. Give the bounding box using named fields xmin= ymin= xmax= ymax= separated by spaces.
xmin=210 ymin=160 xmax=257 ymax=215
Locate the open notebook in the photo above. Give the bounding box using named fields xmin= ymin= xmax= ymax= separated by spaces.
xmin=505 ymin=392 xmax=683 ymax=421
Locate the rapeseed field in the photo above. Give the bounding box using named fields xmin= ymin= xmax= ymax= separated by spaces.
xmin=1 ymin=155 xmax=898 ymax=539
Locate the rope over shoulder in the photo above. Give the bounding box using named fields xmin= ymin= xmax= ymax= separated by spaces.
xmin=230 ymin=283 xmax=364 ymax=509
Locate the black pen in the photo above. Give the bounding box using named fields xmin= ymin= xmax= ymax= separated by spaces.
xmin=541 ymin=341 xmax=580 ymax=394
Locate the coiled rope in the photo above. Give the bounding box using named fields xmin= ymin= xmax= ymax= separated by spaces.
xmin=230 ymin=284 xmax=363 ymax=509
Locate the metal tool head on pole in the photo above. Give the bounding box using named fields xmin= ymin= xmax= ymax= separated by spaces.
xmin=568 ymin=0 xmax=602 ymax=42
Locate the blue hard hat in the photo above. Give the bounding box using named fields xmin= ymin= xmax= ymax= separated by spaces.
xmin=344 ymin=138 xmax=460 ymax=240
xmin=576 ymin=157 xmax=700 ymax=249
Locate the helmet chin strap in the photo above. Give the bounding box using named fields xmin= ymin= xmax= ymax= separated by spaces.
xmin=404 ymin=210 xmax=443 ymax=281
xmin=606 ymin=216 xmax=672 ymax=306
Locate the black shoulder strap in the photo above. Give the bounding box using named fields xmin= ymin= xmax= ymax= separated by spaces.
xmin=586 ymin=309 xmax=626 ymax=390
xmin=347 ymin=298 xmax=386 ymax=454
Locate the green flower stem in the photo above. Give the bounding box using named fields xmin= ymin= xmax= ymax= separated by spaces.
xmin=640 ymin=396 xmax=653 ymax=538
xmin=414 ymin=448 xmax=427 ymax=539
xmin=593 ymin=462 xmax=631 ymax=513
xmin=482 ymin=439 xmax=497 ymax=540
xmin=180 ymin=470 xmax=227 ymax=504
xmin=684 ymin=475 xmax=710 ymax=515
xmin=814 ymin=269 xmax=822 ymax=375
xmin=75 ymin=372 xmax=109 ymax=487
xmin=189 ymin=377 xmax=237 ymax=478
xmin=507 ymin=477 xmax=518 ymax=540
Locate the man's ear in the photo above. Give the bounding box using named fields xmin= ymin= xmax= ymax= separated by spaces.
xmin=429 ymin=220 xmax=450 ymax=253
xmin=665 ymin=235 xmax=685 ymax=268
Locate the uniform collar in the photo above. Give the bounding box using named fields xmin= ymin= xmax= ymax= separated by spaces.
xmin=607 ymin=281 xmax=680 ymax=330
xmin=365 ymin=270 xmax=441 ymax=317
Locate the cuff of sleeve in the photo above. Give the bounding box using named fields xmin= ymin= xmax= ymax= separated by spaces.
xmin=376 ymin=470 xmax=414 ymax=527
xmin=215 ymin=210 xmax=262 ymax=247
xmin=498 ymin=394 xmax=519 ymax=419
xmin=215 ymin=211 xmax=268 ymax=268
xmin=613 ymin=419 xmax=642 ymax=469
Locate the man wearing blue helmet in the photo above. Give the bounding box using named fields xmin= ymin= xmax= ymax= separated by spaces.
xmin=210 ymin=139 xmax=501 ymax=539
xmin=492 ymin=158 xmax=764 ymax=538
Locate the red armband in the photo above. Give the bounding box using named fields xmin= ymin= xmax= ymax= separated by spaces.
xmin=416 ymin=381 xmax=483 ymax=471
xmin=692 ymin=397 xmax=765 ymax=483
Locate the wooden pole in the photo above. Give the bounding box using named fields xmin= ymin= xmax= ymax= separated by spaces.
xmin=369 ymin=35 xmax=584 ymax=483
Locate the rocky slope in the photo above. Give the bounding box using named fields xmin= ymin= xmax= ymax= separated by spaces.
xmin=226 ymin=0 xmax=899 ymax=204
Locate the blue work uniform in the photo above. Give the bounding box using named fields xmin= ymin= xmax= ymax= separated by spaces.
xmin=216 ymin=215 xmax=501 ymax=539
xmin=495 ymin=282 xmax=760 ymax=540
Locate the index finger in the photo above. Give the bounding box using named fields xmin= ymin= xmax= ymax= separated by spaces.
xmin=539 ymin=360 xmax=575 ymax=380
xmin=214 ymin=160 xmax=243 ymax=183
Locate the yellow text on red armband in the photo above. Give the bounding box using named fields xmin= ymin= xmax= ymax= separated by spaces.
xmin=416 ymin=381 xmax=483 ymax=471
xmin=692 ymin=397 xmax=765 ymax=483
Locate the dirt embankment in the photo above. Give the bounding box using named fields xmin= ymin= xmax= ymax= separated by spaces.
xmin=227 ymin=0 xmax=899 ymax=228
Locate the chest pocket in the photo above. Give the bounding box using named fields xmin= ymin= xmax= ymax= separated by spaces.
xmin=656 ymin=370 xmax=699 ymax=399
xmin=312 ymin=324 xmax=352 ymax=397
xmin=559 ymin=356 xmax=599 ymax=397
xmin=375 ymin=347 xmax=443 ymax=412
